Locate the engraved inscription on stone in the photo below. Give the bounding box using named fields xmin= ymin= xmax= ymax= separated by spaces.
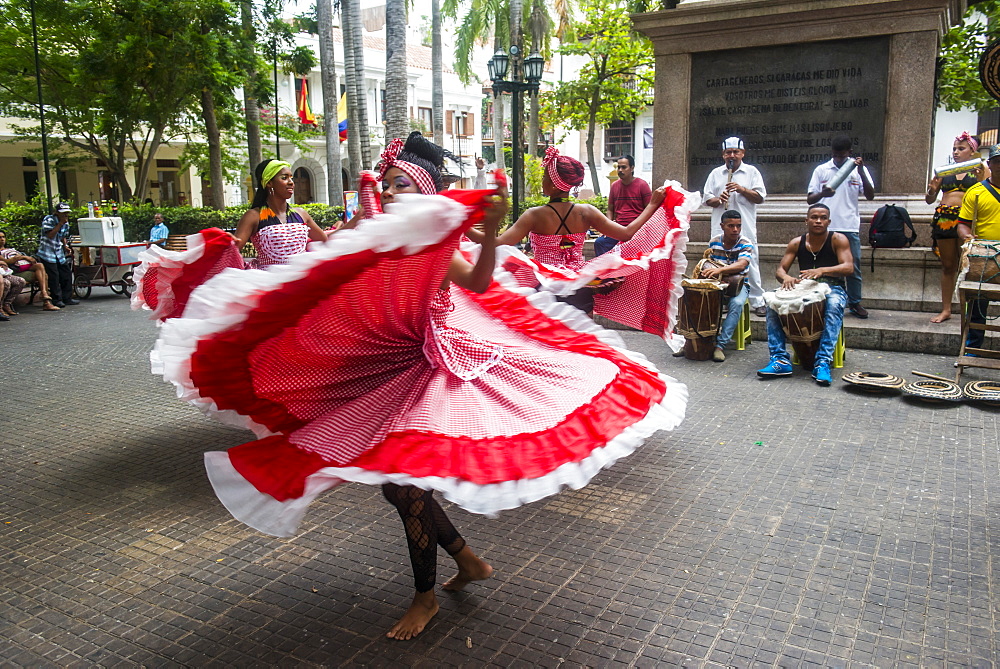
xmin=688 ymin=37 xmax=889 ymax=194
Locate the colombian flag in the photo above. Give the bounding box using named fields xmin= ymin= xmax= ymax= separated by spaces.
xmin=336 ymin=92 xmax=348 ymax=142
xmin=298 ymin=78 xmax=316 ymax=125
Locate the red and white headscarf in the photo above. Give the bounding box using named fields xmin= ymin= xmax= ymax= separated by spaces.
xmin=377 ymin=138 xmax=438 ymax=195
xmin=955 ymin=131 xmax=979 ymax=153
xmin=542 ymin=146 xmax=581 ymax=194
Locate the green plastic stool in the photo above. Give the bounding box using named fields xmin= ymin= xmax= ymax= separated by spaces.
xmin=734 ymin=301 xmax=752 ymax=351
xmin=792 ymin=325 xmax=846 ymax=368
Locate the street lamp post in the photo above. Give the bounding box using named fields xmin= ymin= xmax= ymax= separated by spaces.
xmin=488 ymin=48 xmax=544 ymax=222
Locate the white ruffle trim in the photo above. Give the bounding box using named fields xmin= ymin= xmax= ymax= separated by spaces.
xmin=203 ymin=271 xmax=688 ymax=537
xmin=151 ymin=193 xmax=472 ymax=437
xmin=131 ymin=231 xmax=212 ymax=318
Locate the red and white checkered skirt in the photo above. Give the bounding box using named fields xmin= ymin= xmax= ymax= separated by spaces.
xmin=150 ymin=190 xmax=686 ymax=536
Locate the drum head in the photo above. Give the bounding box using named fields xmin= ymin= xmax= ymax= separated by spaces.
xmin=980 ymin=38 xmax=1000 ymax=103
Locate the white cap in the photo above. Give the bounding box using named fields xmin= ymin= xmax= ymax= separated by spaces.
xmin=722 ymin=137 xmax=744 ymax=150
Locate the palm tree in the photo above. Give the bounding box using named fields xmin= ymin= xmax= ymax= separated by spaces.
xmin=342 ymin=0 xmax=372 ymax=171
xmin=444 ymin=0 xmax=510 ymax=169
xmin=241 ymin=0 xmax=263 ymax=171
xmin=384 ymin=0 xmax=408 ymax=140
xmin=431 ymin=0 xmax=444 ymax=141
xmin=317 ymin=0 xmax=344 ymax=206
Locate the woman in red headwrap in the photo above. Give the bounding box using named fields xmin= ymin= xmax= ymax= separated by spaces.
xmin=467 ymin=147 xmax=696 ymax=346
xmin=925 ymin=131 xmax=989 ymax=323
xmin=467 ymin=146 xmax=665 ymax=314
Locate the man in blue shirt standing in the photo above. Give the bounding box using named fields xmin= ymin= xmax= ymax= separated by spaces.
xmin=38 ymin=202 xmax=77 ymax=307
xmin=148 ymin=213 xmax=169 ymax=247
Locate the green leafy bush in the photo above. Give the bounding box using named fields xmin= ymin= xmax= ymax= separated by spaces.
xmin=0 ymin=197 xmax=345 ymax=253
xmin=522 ymin=194 xmax=608 ymax=212
xmin=0 ymin=194 xmax=86 ymax=255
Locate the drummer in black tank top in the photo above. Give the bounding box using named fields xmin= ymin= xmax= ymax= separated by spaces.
xmin=777 ymin=205 xmax=854 ymax=291
xmin=796 ymin=231 xmax=847 ymax=289
xmin=757 ymin=203 xmax=855 ymax=386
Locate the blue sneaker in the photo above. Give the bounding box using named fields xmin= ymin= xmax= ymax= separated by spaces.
xmin=757 ymin=359 xmax=793 ymax=378
xmin=812 ymin=362 xmax=832 ymax=386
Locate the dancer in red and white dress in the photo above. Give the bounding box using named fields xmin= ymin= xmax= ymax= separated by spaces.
xmin=471 ymin=146 xmax=695 ymax=345
xmin=132 ymin=159 xmax=328 ymax=321
xmin=150 ymin=133 xmax=687 ymax=640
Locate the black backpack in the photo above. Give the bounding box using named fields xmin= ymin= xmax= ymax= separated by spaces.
xmin=868 ymin=204 xmax=916 ymax=271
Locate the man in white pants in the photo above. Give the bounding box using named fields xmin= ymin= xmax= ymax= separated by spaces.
xmin=703 ymin=137 xmax=768 ymax=315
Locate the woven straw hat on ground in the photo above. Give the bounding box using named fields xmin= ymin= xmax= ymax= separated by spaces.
xmin=841 ymin=372 xmax=906 ymax=392
xmin=901 ymin=379 xmax=964 ymax=402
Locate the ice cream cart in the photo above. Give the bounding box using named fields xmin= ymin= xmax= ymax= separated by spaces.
xmin=72 ymin=217 xmax=144 ymax=299
xmin=72 ymin=243 xmax=146 ymax=298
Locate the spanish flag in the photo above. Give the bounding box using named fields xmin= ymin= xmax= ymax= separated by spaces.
xmin=298 ymin=78 xmax=316 ymax=125
xmin=336 ymin=92 xmax=348 ymax=142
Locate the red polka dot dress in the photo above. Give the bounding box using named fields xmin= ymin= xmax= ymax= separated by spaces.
xmin=150 ymin=189 xmax=687 ymax=537
xmin=246 ymin=207 xmax=311 ymax=269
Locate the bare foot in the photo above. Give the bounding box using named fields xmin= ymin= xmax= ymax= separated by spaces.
xmin=442 ymin=546 xmax=494 ymax=591
xmin=931 ymin=311 xmax=951 ymax=323
xmin=386 ymin=591 xmax=439 ymax=640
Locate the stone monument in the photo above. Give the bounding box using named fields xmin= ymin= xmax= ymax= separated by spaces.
xmin=633 ymin=0 xmax=966 ymax=194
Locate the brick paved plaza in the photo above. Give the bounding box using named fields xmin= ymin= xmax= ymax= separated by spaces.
xmin=1 ymin=291 xmax=998 ymax=667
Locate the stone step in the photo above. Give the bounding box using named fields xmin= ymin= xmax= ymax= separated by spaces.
xmin=689 ymin=193 xmax=939 ymax=245
xmin=747 ymin=308 xmax=976 ymax=357
xmin=597 ymin=308 xmax=997 ymax=357
xmin=685 ymin=241 xmax=951 ymax=313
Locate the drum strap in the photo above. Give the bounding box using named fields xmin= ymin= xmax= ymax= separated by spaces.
xmin=980 ymin=179 xmax=1000 ymax=206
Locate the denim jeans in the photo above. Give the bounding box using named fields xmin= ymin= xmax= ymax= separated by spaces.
xmin=766 ymin=285 xmax=847 ymax=366
xmin=840 ymin=231 xmax=863 ymax=305
xmin=715 ymin=283 xmax=749 ymax=349
xmin=966 ymin=298 xmax=991 ymax=349
xmin=594 ymin=235 xmax=618 ymax=257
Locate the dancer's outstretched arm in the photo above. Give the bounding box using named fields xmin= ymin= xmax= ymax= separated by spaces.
xmin=447 ymin=192 xmax=509 ymax=294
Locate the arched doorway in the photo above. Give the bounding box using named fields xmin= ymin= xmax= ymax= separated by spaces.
xmin=293 ymin=167 xmax=313 ymax=204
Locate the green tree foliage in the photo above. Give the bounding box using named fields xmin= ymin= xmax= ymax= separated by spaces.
xmin=0 ymin=0 xmax=296 ymax=208
xmin=937 ymin=1 xmax=1000 ymax=112
xmin=539 ymin=0 xmax=652 ymax=195
xmin=0 ymin=0 xmax=221 ymax=203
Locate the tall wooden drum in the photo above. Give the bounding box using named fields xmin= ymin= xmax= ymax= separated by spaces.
xmin=676 ymin=279 xmax=723 ymax=360
xmin=764 ymin=280 xmax=831 ymax=370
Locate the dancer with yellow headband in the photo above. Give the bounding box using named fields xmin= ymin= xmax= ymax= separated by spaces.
xmin=235 ymin=159 xmax=330 ymax=268
xmin=132 ymin=159 xmax=329 ymax=321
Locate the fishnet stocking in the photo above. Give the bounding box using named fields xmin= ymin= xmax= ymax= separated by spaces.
xmin=382 ymin=483 xmax=466 ymax=593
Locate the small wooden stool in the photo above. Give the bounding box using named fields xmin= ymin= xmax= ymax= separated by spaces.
xmin=955 ymin=280 xmax=1000 ymax=381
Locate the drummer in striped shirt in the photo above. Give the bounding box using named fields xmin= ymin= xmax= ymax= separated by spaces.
xmin=701 ymin=210 xmax=753 ymax=362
